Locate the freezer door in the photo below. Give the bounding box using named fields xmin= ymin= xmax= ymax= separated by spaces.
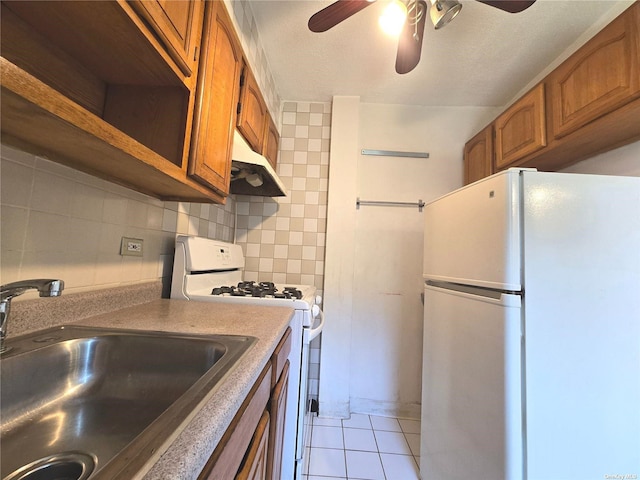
xmin=423 ymin=170 xmax=522 ymax=291
xmin=420 ymin=283 xmax=523 ymax=480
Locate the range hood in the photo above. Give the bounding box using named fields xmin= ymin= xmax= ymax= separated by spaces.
xmin=230 ymin=131 xmax=287 ymax=197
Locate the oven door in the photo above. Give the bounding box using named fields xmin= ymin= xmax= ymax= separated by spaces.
xmin=296 ymin=307 xmax=324 ymax=478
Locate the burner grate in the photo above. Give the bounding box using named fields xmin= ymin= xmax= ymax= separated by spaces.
xmin=210 ymin=282 xmax=303 ymax=299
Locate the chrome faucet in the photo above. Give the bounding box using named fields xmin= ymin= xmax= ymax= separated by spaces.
xmin=0 ymin=279 xmax=64 ymax=354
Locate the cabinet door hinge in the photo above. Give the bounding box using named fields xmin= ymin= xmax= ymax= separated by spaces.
xmin=239 ymin=70 xmax=245 ymax=87
xmin=237 ymin=102 xmax=242 ymax=116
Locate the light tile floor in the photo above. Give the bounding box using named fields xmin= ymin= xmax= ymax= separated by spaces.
xmin=301 ymin=413 xmax=421 ymax=480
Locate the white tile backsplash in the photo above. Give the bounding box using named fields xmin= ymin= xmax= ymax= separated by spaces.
xmin=0 ymin=145 xmax=235 ymax=294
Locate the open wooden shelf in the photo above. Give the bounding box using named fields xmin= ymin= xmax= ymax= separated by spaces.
xmin=1 ymin=58 xmax=222 ymax=203
xmin=0 ymin=0 xmax=228 ymax=203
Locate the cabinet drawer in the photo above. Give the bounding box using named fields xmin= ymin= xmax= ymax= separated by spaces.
xmin=271 ymin=327 xmax=292 ymax=389
xmin=198 ymin=362 xmax=272 ymax=479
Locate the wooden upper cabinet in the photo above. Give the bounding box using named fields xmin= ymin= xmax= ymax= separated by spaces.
xmin=129 ymin=0 xmax=204 ymax=78
xmin=237 ymin=67 xmax=267 ymax=153
xmin=188 ymin=0 xmax=242 ymax=196
xmin=464 ymin=124 xmax=494 ymax=185
xmin=262 ymin=113 xmax=280 ymax=170
xmin=548 ymin=2 xmax=640 ymax=139
xmin=494 ymin=83 xmax=546 ymax=170
xmin=1 ymin=1 xmax=224 ymax=203
xmin=460 ymin=3 xmax=639 ymax=179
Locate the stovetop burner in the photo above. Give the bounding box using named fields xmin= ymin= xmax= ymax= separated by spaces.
xmin=211 ymin=281 xmax=303 ymax=299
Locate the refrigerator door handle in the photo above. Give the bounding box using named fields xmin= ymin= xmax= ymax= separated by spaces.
xmin=425 ymin=280 xmax=522 ymax=307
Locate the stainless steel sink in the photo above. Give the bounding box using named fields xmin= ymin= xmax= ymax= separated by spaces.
xmin=0 ymin=325 xmax=256 ymax=480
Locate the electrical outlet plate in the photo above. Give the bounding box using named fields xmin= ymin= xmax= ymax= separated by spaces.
xmin=120 ymin=237 xmax=143 ymax=257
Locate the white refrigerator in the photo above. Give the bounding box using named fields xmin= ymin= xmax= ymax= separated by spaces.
xmin=420 ymin=168 xmax=640 ymax=480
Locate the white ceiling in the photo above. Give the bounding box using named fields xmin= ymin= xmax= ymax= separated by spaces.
xmin=249 ymin=0 xmax=632 ymax=107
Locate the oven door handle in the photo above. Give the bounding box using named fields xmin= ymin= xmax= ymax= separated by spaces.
xmin=307 ymin=307 xmax=324 ymax=342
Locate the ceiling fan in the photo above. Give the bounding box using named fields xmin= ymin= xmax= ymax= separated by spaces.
xmin=308 ymin=0 xmax=536 ymax=74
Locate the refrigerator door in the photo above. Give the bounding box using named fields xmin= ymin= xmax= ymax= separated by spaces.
xmin=423 ymin=169 xmax=522 ymax=291
xmin=521 ymin=171 xmax=640 ymax=479
xmin=421 ymin=283 xmax=523 ymax=480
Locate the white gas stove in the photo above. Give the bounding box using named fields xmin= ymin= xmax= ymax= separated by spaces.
xmin=170 ymin=235 xmax=323 ymax=479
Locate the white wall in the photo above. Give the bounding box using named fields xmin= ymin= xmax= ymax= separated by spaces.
xmin=0 ymin=144 xmax=235 ymax=297
xmin=320 ymin=100 xmax=501 ymax=418
xmin=559 ymin=140 xmax=640 ymax=177
xmin=321 ymin=97 xmax=361 ymax=418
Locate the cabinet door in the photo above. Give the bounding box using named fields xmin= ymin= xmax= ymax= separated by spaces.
xmin=464 ymin=124 xmax=493 ymax=185
xmin=188 ymin=1 xmax=242 ymax=196
xmin=495 ymin=83 xmax=546 ymax=170
xmin=237 ymin=67 xmax=267 ymax=153
xmin=199 ymin=363 xmax=272 ymax=479
xmin=548 ymin=2 xmax=640 ymax=139
xmin=236 ymin=411 xmax=270 ymax=480
xmin=267 ymin=360 xmax=290 ymax=480
xmin=130 ymin=0 xmax=204 ymax=77
xmin=262 ymin=114 xmax=279 ymax=170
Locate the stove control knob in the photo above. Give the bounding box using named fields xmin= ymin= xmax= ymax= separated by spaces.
xmin=312 ymin=304 xmax=320 ymax=318
xmin=315 ymin=295 xmax=323 ymax=306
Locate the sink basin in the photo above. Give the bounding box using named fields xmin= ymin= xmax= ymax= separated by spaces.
xmin=0 ymin=325 xmax=256 ymax=480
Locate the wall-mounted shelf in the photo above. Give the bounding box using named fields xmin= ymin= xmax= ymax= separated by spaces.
xmin=361 ymin=149 xmax=429 ymax=159
xmin=356 ymin=198 xmax=425 ymax=212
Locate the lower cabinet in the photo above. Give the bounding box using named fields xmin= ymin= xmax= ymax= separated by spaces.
xmin=267 ymin=360 xmax=290 ymax=480
xmin=267 ymin=327 xmax=292 ymax=480
xmin=198 ymin=327 xmax=292 ymax=479
xmin=236 ymin=411 xmax=271 ymax=480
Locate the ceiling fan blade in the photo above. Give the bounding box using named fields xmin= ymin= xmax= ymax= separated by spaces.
xmin=395 ymin=0 xmax=428 ymax=74
xmin=475 ymin=0 xmax=536 ymax=14
xmin=308 ymin=0 xmax=376 ymax=33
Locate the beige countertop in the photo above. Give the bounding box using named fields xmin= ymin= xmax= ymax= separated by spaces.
xmin=8 ymin=285 xmax=294 ymax=480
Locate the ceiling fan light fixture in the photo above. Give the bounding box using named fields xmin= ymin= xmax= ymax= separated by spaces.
xmin=429 ymin=0 xmax=462 ymax=29
xmin=379 ymin=0 xmax=408 ymax=36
